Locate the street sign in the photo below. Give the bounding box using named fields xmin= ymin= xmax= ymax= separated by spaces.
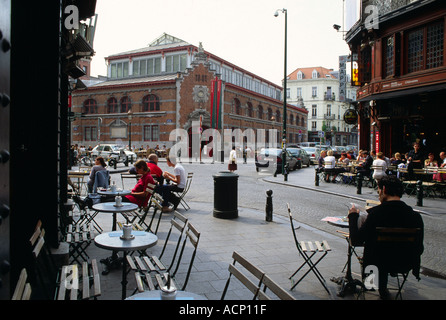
xmin=318 ymin=131 xmax=325 ymax=138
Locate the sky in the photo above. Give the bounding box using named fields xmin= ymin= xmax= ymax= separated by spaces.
xmin=89 ymin=0 xmax=350 ymax=86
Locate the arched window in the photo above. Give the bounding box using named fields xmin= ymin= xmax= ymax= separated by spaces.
xmin=83 ymin=99 xmax=97 ymax=114
xmin=234 ymin=98 xmax=241 ymax=115
xmin=247 ymin=102 xmax=253 ymax=117
xmin=296 ymin=116 xmax=300 ymax=126
xmin=107 ymin=97 xmax=118 ymax=113
xmin=267 ymin=108 xmax=273 ymax=121
xmin=120 ymin=96 xmax=131 ymax=113
xmin=258 ymin=105 xmax=263 ymax=119
xmin=142 ymin=94 xmax=160 ymax=112
xmin=289 ymin=113 xmax=294 ymax=125
xmin=276 ymin=110 xmax=281 ymax=122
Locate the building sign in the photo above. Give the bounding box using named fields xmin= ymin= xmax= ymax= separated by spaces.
xmin=339 ymin=55 xmax=348 ymax=102
xmin=343 ymin=109 xmax=358 ymax=125
xmin=351 ymin=53 xmax=359 ymax=86
xmin=375 ymin=131 xmax=380 ymax=153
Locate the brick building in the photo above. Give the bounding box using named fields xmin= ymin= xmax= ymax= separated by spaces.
xmin=71 ymin=33 xmax=308 ymax=157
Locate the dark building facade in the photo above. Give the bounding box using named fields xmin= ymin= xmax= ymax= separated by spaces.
xmin=346 ymin=0 xmax=446 ymax=158
xmin=1 ymin=0 xmax=97 ymax=299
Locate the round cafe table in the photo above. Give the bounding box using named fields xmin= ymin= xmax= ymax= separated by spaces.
xmin=97 ymin=189 xmax=131 ymax=197
xmin=92 ymin=202 xmax=138 ymax=276
xmin=324 ymin=215 xmax=364 ymax=297
xmin=95 ymin=231 xmax=158 ymax=300
xmin=125 ymin=290 xmax=207 ymax=300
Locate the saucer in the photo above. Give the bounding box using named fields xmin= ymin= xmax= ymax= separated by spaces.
xmin=120 ymin=234 xmax=135 ymax=240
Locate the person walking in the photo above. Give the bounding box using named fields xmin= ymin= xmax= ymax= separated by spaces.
xmin=228 ymin=146 xmax=237 ymax=172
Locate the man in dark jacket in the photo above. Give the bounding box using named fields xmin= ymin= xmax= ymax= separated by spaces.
xmin=348 ymin=175 xmax=424 ymax=299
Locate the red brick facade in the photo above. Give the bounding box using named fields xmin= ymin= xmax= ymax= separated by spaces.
xmin=71 ymin=43 xmax=308 ymax=152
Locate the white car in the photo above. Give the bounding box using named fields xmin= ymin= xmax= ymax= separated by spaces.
xmin=90 ymin=144 xmax=137 ymax=168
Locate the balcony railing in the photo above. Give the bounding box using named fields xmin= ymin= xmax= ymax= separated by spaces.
xmin=324 ymin=93 xmax=335 ymax=101
xmin=324 ymin=114 xmax=335 ymax=120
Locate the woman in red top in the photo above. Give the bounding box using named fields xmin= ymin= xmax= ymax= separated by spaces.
xmin=124 ymin=160 xmax=155 ymax=207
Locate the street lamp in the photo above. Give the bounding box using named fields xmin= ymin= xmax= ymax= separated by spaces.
xmin=128 ymin=109 xmax=133 ymax=151
xmin=275 ymin=8 xmax=288 ymax=181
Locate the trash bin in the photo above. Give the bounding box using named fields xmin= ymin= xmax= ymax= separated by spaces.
xmin=213 ymin=171 xmax=238 ymax=219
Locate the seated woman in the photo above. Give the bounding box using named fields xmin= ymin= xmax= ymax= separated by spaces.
xmin=323 ymin=150 xmax=337 ymax=183
xmin=87 ymin=157 xmax=108 ymax=193
xmin=124 ymin=160 xmax=156 ymax=208
xmin=424 ymin=153 xmax=438 ymax=168
xmin=372 ymin=152 xmax=388 ymax=183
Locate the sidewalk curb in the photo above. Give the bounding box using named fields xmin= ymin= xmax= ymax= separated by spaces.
xmin=262 ymin=177 xmax=435 ymax=217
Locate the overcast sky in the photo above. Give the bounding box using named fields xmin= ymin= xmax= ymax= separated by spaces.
xmin=90 ymin=0 xmax=350 ymax=86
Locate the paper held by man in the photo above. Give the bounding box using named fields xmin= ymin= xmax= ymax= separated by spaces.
xmin=322 ymin=203 xmax=368 ymax=228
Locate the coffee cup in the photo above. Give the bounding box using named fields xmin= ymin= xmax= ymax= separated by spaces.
xmin=160 ymin=285 xmax=177 ymax=300
xmin=123 ymin=224 xmax=132 ymax=239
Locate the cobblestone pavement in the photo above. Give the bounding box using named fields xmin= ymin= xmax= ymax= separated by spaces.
xmin=80 ymin=159 xmax=446 ymax=302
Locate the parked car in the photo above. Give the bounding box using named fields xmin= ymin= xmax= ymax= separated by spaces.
xmin=301 ymin=147 xmax=319 ymax=165
xmin=255 ymin=148 xmax=298 ymax=174
xmin=90 ymin=144 xmax=137 ymax=169
xmin=297 ymin=142 xmax=318 ymax=147
xmin=287 ymin=147 xmax=311 ymax=169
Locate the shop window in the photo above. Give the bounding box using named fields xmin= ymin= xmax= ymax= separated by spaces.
xmin=406 ymin=21 xmax=444 ymax=74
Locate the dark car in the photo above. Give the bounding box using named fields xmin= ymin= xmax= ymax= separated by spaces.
xmin=255 ymin=148 xmax=298 ymax=174
xmin=287 ymin=147 xmax=311 ymax=169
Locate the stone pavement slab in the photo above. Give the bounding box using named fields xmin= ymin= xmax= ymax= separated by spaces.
xmin=85 ymin=200 xmax=446 ymax=301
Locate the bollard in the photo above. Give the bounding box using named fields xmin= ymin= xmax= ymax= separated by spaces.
xmin=416 ymin=180 xmax=423 ymax=207
xmin=315 ymin=168 xmax=320 ymax=186
xmin=265 ymin=190 xmax=273 ymax=222
xmin=356 ymin=173 xmax=363 ymax=194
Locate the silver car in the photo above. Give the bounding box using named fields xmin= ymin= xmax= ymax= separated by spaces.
xmin=90 ymin=144 xmax=137 ymax=168
xmin=287 ymin=147 xmax=311 ymax=169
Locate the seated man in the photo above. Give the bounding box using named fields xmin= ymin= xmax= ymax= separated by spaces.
xmin=158 ymin=156 xmax=186 ymax=213
xmin=348 ymin=176 xmax=424 ymax=299
xmin=356 ymin=150 xmax=373 ymax=179
xmin=146 ymin=153 xmax=164 ymax=185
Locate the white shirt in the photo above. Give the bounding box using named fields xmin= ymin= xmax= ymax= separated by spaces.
xmin=174 ymin=163 xmax=187 ymax=189
xmin=372 ymin=159 xmax=387 ymax=179
xmin=324 ymin=156 xmax=336 ymax=169
xmin=229 ymin=150 xmax=237 ymax=164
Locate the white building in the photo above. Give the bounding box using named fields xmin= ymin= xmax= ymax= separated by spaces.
xmin=286 ymin=66 xmax=357 ymax=146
